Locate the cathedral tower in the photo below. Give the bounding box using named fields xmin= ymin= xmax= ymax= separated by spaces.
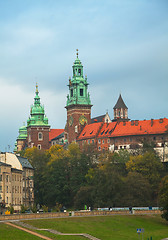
xmin=27 ymin=84 xmax=50 ymax=150
xmin=65 ymin=50 xmax=92 ymax=143
xmin=16 ymin=124 xmax=27 ymax=151
xmin=113 ymin=94 xmax=128 ymax=121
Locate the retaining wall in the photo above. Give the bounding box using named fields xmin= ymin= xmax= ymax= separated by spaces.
xmin=0 ymin=210 xmax=161 ymax=221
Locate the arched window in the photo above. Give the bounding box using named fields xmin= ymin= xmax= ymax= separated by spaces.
xmin=37 ymin=144 xmax=41 ymax=150
xmin=38 ymin=132 xmax=43 ymax=141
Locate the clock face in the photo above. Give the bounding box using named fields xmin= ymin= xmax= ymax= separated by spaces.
xmin=69 ymin=116 xmax=73 ymax=126
xmin=79 ymin=115 xmax=88 ymax=125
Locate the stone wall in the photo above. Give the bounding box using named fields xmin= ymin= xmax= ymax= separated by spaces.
xmin=0 ymin=209 xmax=161 ymax=221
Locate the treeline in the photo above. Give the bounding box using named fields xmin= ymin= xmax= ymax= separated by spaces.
xmin=21 ymin=143 xmax=168 ymax=214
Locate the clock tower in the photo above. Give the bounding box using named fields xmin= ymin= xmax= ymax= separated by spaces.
xmin=65 ymin=50 xmax=92 ymax=143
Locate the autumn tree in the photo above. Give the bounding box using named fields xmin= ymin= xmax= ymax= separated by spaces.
xmin=126 ymin=152 xmax=164 ymax=204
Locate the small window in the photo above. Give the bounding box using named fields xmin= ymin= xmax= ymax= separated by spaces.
xmin=98 ymin=146 xmax=101 ymax=151
xmin=120 ymin=146 xmax=122 ymax=149
xmin=38 ymin=132 xmax=43 ymax=141
xmin=124 ymin=146 xmax=126 ymax=149
xmin=37 ymin=144 xmax=41 ymax=150
xmin=102 ymin=140 xmax=104 ymax=144
xmin=98 ymin=139 xmax=101 ymax=144
xmin=71 ymin=89 xmax=73 ymax=97
xmin=6 ymin=186 xmax=8 ymax=193
xmin=107 ymin=139 xmax=110 ymax=143
xmin=92 ymin=139 xmax=94 ymax=144
xmin=75 ymin=125 xmax=78 ymax=133
xmin=80 ymin=89 xmax=83 ymax=96
xmin=78 ymin=69 xmax=81 ymax=75
xmin=153 ymin=137 xmax=156 ymax=140
xmin=88 ymin=140 xmax=90 ymax=144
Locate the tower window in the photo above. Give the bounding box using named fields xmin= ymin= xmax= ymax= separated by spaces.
xmin=37 ymin=144 xmax=41 ymax=150
xmin=78 ymin=69 xmax=81 ymax=76
xmin=80 ymin=89 xmax=83 ymax=96
xmin=38 ymin=132 xmax=43 ymax=141
xmin=71 ymin=89 xmax=73 ymax=97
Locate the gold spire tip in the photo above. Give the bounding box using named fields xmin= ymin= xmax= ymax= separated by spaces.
xmin=76 ymin=49 xmax=78 ymax=57
xmin=36 ymin=82 xmax=38 ymax=92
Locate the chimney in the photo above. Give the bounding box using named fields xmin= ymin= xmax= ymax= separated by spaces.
xmin=151 ymin=119 xmax=153 ymax=127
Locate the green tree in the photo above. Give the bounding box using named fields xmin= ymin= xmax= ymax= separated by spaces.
xmin=122 ymin=172 xmax=152 ymax=206
xmin=126 ymin=152 xmax=164 ymax=204
xmin=159 ymin=175 xmax=168 ymax=221
xmin=24 ymin=147 xmax=49 ymax=205
xmin=74 ymin=186 xmax=94 ymax=209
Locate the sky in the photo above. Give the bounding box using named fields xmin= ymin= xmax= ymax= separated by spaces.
xmin=0 ymin=0 xmax=168 ymax=151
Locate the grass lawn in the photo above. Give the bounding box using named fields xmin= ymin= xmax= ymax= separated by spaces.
xmin=22 ymin=214 xmax=168 ymax=240
xmin=0 ymin=223 xmax=42 ymax=240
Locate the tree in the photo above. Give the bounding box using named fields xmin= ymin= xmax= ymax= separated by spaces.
xmin=86 ymin=164 xmax=124 ymax=208
xmin=122 ymin=172 xmax=152 ymax=206
xmin=126 ymin=152 xmax=164 ymax=204
xmin=24 ymin=147 xmax=49 ymax=205
xmin=159 ymin=175 xmax=168 ymax=221
xmin=74 ymin=186 xmax=94 ymax=209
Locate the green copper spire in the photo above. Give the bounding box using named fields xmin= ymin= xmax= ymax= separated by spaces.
xmin=66 ymin=50 xmax=91 ymax=106
xmin=27 ymin=84 xmax=49 ymax=126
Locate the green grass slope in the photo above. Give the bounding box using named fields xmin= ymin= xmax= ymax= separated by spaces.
xmin=23 ymin=214 xmax=168 ymax=240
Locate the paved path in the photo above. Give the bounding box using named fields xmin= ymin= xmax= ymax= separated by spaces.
xmin=5 ymin=221 xmax=101 ymax=240
xmin=5 ymin=222 xmax=53 ymax=240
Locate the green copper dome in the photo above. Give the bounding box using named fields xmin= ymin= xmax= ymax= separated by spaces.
xmin=27 ymin=84 xmax=49 ymax=127
xmin=17 ymin=124 xmax=27 ymax=140
xmin=14 ymin=141 xmax=17 ymax=152
xmin=66 ymin=50 xmax=91 ymax=107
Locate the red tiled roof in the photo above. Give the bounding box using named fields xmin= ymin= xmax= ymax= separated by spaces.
xmin=49 ymin=129 xmax=64 ymax=141
xmin=78 ymin=122 xmax=102 ymax=140
xmin=111 ymin=118 xmax=168 ymax=137
xmin=97 ymin=122 xmax=117 ymax=138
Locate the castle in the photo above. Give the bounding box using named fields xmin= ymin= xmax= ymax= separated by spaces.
xmin=15 ymin=50 xmax=168 ymax=162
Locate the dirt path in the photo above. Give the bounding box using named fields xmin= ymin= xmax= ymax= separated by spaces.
xmin=5 ymin=222 xmax=53 ymax=240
